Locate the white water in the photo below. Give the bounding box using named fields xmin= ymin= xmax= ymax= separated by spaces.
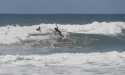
xmin=0 ymin=22 xmax=125 ymax=75
xmin=0 ymin=51 xmax=125 ymax=75
xmin=0 ymin=22 xmax=125 ymax=45
xmin=0 ymin=51 xmax=125 ymax=66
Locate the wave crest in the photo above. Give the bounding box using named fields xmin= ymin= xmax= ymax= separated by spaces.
xmin=0 ymin=22 xmax=125 ymax=45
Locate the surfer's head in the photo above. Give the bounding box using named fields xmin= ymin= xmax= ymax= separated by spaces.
xmin=39 ymin=26 xmax=41 ymax=29
xmin=55 ymin=28 xmax=58 ymax=31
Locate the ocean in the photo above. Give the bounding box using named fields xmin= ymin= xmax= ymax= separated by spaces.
xmin=0 ymin=14 xmax=125 ymax=75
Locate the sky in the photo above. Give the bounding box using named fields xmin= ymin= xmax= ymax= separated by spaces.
xmin=0 ymin=0 xmax=125 ymax=14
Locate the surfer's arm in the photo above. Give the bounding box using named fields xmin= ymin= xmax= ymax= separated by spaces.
xmin=56 ymin=25 xmax=58 ymax=29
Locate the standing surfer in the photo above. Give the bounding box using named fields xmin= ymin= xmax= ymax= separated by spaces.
xmin=55 ymin=25 xmax=64 ymax=38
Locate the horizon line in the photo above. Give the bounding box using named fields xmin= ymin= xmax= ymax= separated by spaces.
xmin=0 ymin=13 xmax=125 ymax=15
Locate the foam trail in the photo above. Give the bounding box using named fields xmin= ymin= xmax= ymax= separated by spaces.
xmin=0 ymin=22 xmax=125 ymax=45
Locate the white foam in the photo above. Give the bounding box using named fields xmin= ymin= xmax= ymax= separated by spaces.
xmin=60 ymin=22 xmax=125 ymax=35
xmin=0 ymin=22 xmax=125 ymax=44
xmin=1 ymin=51 xmax=125 ymax=75
xmin=0 ymin=24 xmax=56 ymax=44
xmin=0 ymin=51 xmax=125 ymax=66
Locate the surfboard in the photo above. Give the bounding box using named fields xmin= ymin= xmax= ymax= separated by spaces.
xmin=62 ymin=34 xmax=66 ymax=39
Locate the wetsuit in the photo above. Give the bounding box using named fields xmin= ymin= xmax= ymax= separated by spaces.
xmin=55 ymin=27 xmax=64 ymax=38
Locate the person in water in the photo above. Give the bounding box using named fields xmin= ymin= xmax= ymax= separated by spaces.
xmin=55 ymin=25 xmax=64 ymax=38
xmin=36 ymin=26 xmax=41 ymax=32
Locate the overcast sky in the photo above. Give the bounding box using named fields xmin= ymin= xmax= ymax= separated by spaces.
xmin=0 ymin=0 xmax=125 ymax=14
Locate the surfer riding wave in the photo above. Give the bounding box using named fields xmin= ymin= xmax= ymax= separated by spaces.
xmin=55 ymin=25 xmax=64 ymax=38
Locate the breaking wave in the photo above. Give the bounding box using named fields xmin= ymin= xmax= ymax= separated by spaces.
xmin=0 ymin=22 xmax=125 ymax=45
xmin=0 ymin=51 xmax=125 ymax=66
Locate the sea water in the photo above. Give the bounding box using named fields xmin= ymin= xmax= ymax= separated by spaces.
xmin=0 ymin=14 xmax=125 ymax=75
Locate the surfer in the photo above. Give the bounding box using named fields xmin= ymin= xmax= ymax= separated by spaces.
xmin=55 ymin=25 xmax=64 ymax=38
xmin=36 ymin=26 xmax=41 ymax=32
